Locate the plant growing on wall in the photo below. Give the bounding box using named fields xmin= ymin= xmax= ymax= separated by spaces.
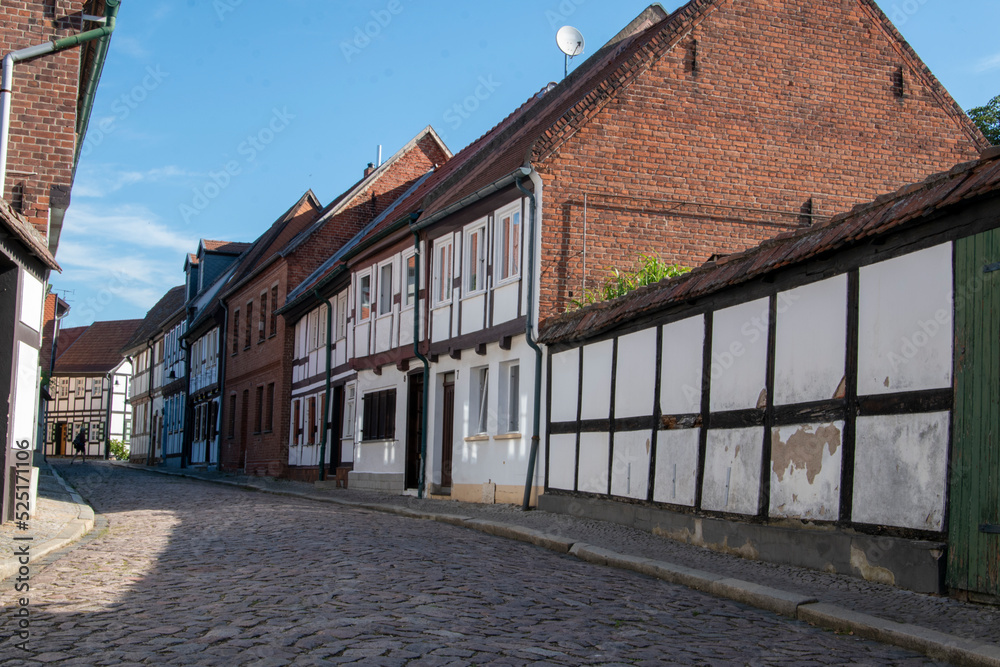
xmin=570 ymin=254 xmax=690 ymax=309
xmin=108 ymin=439 xmax=129 ymax=460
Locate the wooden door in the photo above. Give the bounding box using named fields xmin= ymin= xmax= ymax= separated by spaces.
xmin=441 ymin=378 xmax=455 ymax=489
xmin=405 ymin=374 xmax=423 ymax=489
xmin=56 ymin=423 xmax=67 ymax=456
xmin=949 ymin=229 xmax=1000 ymax=598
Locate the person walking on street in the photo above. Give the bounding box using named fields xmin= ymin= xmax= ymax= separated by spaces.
xmin=70 ymin=427 xmax=87 ymax=464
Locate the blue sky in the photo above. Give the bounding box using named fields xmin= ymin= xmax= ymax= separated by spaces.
xmin=54 ymin=0 xmax=1000 ymax=327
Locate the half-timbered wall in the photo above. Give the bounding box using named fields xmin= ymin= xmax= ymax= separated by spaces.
xmin=547 ymin=242 xmax=954 ymax=534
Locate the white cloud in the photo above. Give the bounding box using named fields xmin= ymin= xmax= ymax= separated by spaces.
xmin=62 ymin=203 xmax=198 ymax=254
xmin=113 ymin=36 xmax=150 ymax=60
xmin=73 ymin=164 xmax=197 ymax=198
xmin=976 ymin=52 xmax=1000 ymax=73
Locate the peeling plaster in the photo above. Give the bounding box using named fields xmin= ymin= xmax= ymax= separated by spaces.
xmin=772 ymin=424 xmax=842 ymax=483
xmin=850 ymin=543 xmax=896 ymax=586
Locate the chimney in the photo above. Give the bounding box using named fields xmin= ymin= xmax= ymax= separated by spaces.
xmin=364 ymin=162 xmax=376 ymax=178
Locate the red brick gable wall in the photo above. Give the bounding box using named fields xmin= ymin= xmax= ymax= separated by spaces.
xmin=285 ymin=134 xmax=448 ymax=291
xmin=0 ymin=2 xmax=88 ymax=236
xmin=537 ymin=0 xmax=983 ymax=318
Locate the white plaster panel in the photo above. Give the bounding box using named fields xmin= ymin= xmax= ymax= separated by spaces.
xmin=13 ymin=342 xmax=39 ymax=444
xmin=374 ymin=315 xmax=392 ymax=353
xmin=611 ymin=430 xmax=652 ymax=500
xmin=399 ymin=309 xmax=414 ymax=347
xmin=430 ymin=307 xmax=450 ymax=344
xmin=352 ymin=440 xmax=403 ymax=474
xmin=660 ymin=315 xmax=704 ymax=415
xmin=19 ymin=272 xmax=43 ymax=331
xmin=769 ymin=422 xmax=844 ymax=521
xmin=852 ymin=412 xmax=949 ymax=531
xmin=653 ymin=428 xmax=700 ymax=506
xmin=550 ymin=349 xmax=580 ymax=423
xmin=580 ymin=339 xmax=614 ymax=420
xmin=548 ymin=434 xmax=577 ymax=491
xmin=461 ymin=294 xmax=485 ymax=334
xmin=858 ymin=243 xmax=953 ymax=395
xmin=493 ymin=282 xmax=519 ymax=324
xmin=354 ymin=322 xmax=370 ymax=357
xmin=578 ymin=432 xmax=609 ymax=494
xmin=615 ymin=328 xmax=658 ymax=419
xmin=701 ymin=427 xmax=764 ymax=515
xmin=710 ymin=299 xmax=769 ymax=412
xmin=774 ymin=276 xmax=847 ymax=405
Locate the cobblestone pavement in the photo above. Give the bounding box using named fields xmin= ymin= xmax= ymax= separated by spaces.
xmin=0 ymin=464 xmax=942 ymax=665
xmin=134 ymin=463 xmax=1000 ymax=648
xmin=0 ymin=465 xmax=78 ymax=557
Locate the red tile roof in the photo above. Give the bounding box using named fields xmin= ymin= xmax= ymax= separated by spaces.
xmin=54 ymin=319 xmax=143 ymax=375
xmin=539 ymin=149 xmax=1000 ymax=344
xmin=202 ymin=239 xmax=252 ymax=255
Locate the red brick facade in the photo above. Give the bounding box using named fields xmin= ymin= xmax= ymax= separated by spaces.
xmin=0 ymin=1 xmax=97 ymax=236
xmin=535 ymin=0 xmax=986 ymax=318
xmin=220 ymin=130 xmax=448 ymax=476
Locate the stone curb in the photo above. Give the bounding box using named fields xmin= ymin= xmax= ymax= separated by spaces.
xmin=113 ymin=462 xmax=1000 ymax=665
xmin=0 ymin=466 xmax=96 ymax=583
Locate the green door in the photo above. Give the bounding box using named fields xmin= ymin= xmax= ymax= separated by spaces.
xmin=949 ymin=229 xmax=1000 ymax=598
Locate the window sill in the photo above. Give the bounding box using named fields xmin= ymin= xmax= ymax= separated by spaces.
xmin=493 ymin=432 xmax=522 ymax=441
xmin=360 ymin=438 xmax=396 ymax=445
xmin=495 ymin=276 xmax=520 ymax=288
xmin=462 ymin=290 xmax=486 ymax=301
xmin=432 ymin=302 xmax=452 ymax=310
xmin=464 ymin=434 xmax=489 ymax=442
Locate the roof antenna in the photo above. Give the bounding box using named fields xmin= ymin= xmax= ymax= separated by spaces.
xmin=556 ymin=26 xmax=585 ymax=79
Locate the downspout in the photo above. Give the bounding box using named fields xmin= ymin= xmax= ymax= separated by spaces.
xmin=103 ymin=370 xmax=113 ymax=459
xmin=0 ymin=0 xmax=120 ymax=192
xmin=145 ymin=339 xmax=154 ymax=466
xmin=410 ymin=214 xmax=430 ymax=499
xmin=314 ymin=291 xmax=334 ymax=482
xmin=516 ymin=167 xmax=544 ymax=511
xmin=179 ymin=338 xmax=191 ymax=468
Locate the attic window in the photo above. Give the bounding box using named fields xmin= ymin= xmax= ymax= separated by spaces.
xmin=892 ymin=66 xmax=905 ymax=99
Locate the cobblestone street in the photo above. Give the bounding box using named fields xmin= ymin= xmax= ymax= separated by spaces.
xmin=1 ymin=464 xmax=942 ymax=665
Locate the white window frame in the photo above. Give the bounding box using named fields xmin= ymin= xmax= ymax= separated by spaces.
xmin=357 ymin=271 xmax=372 ymax=322
xmin=499 ymin=361 xmax=521 ymax=435
xmin=308 ymin=310 xmax=320 ymax=351
xmin=496 ymin=203 xmax=522 ymax=284
xmin=342 ymin=384 xmax=357 ymax=440
xmin=403 ymin=251 xmax=417 ymax=309
xmin=336 ymin=292 xmax=348 ymax=340
xmin=464 ymin=220 xmax=487 ymax=296
xmin=378 ymin=260 xmax=394 ymax=317
xmin=433 ymin=237 xmax=454 ymax=306
xmin=318 ymin=303 xmax=328 ymax=348
xmin=470 ymin=365 xmax=490 ymax=436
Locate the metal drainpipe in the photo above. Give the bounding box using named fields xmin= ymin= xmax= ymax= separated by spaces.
xmin=410 ymin=216 xmax=431 ymax=499
xmin=516 ymin=167 xmax=544 ymax=511
xmin=103 ymin=371 xmax=113 ymax=460
xmin=145 ymin=339 xmax=154 ymax=466
xmin=1 ymin=0 xmax=120 ymax=192
xmin=179 ymin=338 xmax=191 ymax=468
xmin=314 ymin=291 xmax=334 ymax=482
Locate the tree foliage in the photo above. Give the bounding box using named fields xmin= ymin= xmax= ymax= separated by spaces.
xmin=968 ymin=94 xmax=1000 ymax=145
xmin=570 ymin=254 xmax=690 ymax=309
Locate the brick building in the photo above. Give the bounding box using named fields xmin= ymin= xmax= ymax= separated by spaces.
xmin=0 ymin=1 xmax=119 ymax=520
xmin=292 ymin=0 xmax=986 ymax=503
xmin=220 ymin=126 xmax=450 ymax=477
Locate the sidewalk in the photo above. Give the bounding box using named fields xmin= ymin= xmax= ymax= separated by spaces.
xmin=13 ymin=459 xmax=1000 ymax=666
xmin=0 ymin=459 xmax=95 ymax=582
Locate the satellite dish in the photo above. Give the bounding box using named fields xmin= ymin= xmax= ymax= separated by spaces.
xmin=556 ymin=26 xmax=585 ymax=58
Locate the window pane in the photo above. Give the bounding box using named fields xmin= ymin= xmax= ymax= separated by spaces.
xmin=511 ymin=211 xmax=521 ymax=277
xmin=509 ymin=364 xmax=520 ymax=432
xmin=406 ymin=255 xmax=416 ymax=306
xmin=359 ymin=275 xmax=371 ymax=320
xmin=379 ymin=264 xmax=393 ymax=315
